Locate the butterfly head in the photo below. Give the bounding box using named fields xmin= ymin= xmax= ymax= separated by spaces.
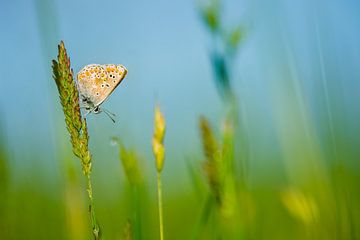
xmin=93 ymin=106 xmax=100 ymax=114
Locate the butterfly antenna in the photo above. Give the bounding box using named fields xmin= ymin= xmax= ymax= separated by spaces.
xmin=102 ymin=108 xmax=116 ymax=123
xmin=102 ymin=107 xmax=116 ymax=117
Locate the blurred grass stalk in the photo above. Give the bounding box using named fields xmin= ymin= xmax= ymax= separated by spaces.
xmin=271 ymin=24 xmax=343 ymax=238
xmin=0 ymin=121 xmax=9 ymax=238
xmin=197 ymin=0 xmax=247 ymax=238
xmin=198 ymin=0 xmax=248 ymax=186
xmin=152 ymin=105 xmax=166 ymax=240
xmin=122 ymin=219 xmax=134 ymax=240
xmin=52 ymin=41 xmax=100 ymax=239
xmin=198 ymin=0 xmax=244 ymax=93
xmin=196 ymin=0 xmax=354 ymax=239
xmin=111 ymin=136 xmax=143 ymax=240
xmin=197 ymin=116 xmax=242 ymax=239
xmin=266 ymin=7 xmax=358 ymax=238
xmin=281 ymin=188 xmax=319 ymax=238
xmin=63 ymin=156 xmax=87 ymax=240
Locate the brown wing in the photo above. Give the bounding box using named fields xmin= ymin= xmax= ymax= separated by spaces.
xmin=96 ymin=64 xmax=127 ymax=106
xmin=77 ymin=64 xmax=107 ymax=106
xmin=77 ymin=64 xmax=127 ymax=108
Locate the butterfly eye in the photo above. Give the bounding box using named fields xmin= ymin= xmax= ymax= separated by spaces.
xmin=101 ymin=84 xmax=105 ymax=88
xmin=105 ymin=83 xmax=110 ymax=88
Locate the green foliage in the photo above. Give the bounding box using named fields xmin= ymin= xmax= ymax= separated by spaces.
xmin=0 ymin=128 xmax=9 ymax=236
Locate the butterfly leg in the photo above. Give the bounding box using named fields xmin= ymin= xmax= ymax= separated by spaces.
xmin=83 ymin=110 xmax=91 ymax=118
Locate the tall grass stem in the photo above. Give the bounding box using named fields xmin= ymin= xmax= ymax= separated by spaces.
xmin=157 ymin=172 xmax=164 ymax=240
xmin=87 ymin=173 xmax=100 ymax=239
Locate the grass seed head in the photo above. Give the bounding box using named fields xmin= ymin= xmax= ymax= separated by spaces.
xmin=281 ymin=188 xmax=319 ymax=225
xmin=121 ymin=219 xmax=133 ymax=240
xmin=152 ymin=105 xmax=166 ymax=173
xmin=199 ymin=0 xmax=221 ymax=33
xmin=199 ymin=116 xmax=219 ymax=162
xmin=52 ymin=41 xmax=92 ymax=175
xmin=199 ymin=116 xmax=223 ymax=203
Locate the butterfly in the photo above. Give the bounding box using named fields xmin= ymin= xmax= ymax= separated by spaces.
xmin=76 ymin=64 xmax=127 ymax=122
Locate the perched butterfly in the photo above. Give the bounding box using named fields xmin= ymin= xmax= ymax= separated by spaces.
xmin=76 ymin=64 xmax=127 ymax=122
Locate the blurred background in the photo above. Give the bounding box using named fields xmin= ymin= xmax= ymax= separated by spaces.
xmin=1 ymin=0 xmax=360 ymax=239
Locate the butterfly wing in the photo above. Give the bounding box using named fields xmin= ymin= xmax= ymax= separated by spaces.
xmin=77 ymin=64 xmax=107 ymax=108
xmin=77 ymin=64 xmax=127 ymax=109
xmin=97 ymin=64 xmax=127 ymax=106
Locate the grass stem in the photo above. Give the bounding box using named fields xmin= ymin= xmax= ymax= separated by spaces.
xmin=157 ymin=171 xmax=164 ymax=240
xmin=87 ymin=173 xmax=100 ymax=239
xmin=52 ymin=41 xmax=101 ymax=239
